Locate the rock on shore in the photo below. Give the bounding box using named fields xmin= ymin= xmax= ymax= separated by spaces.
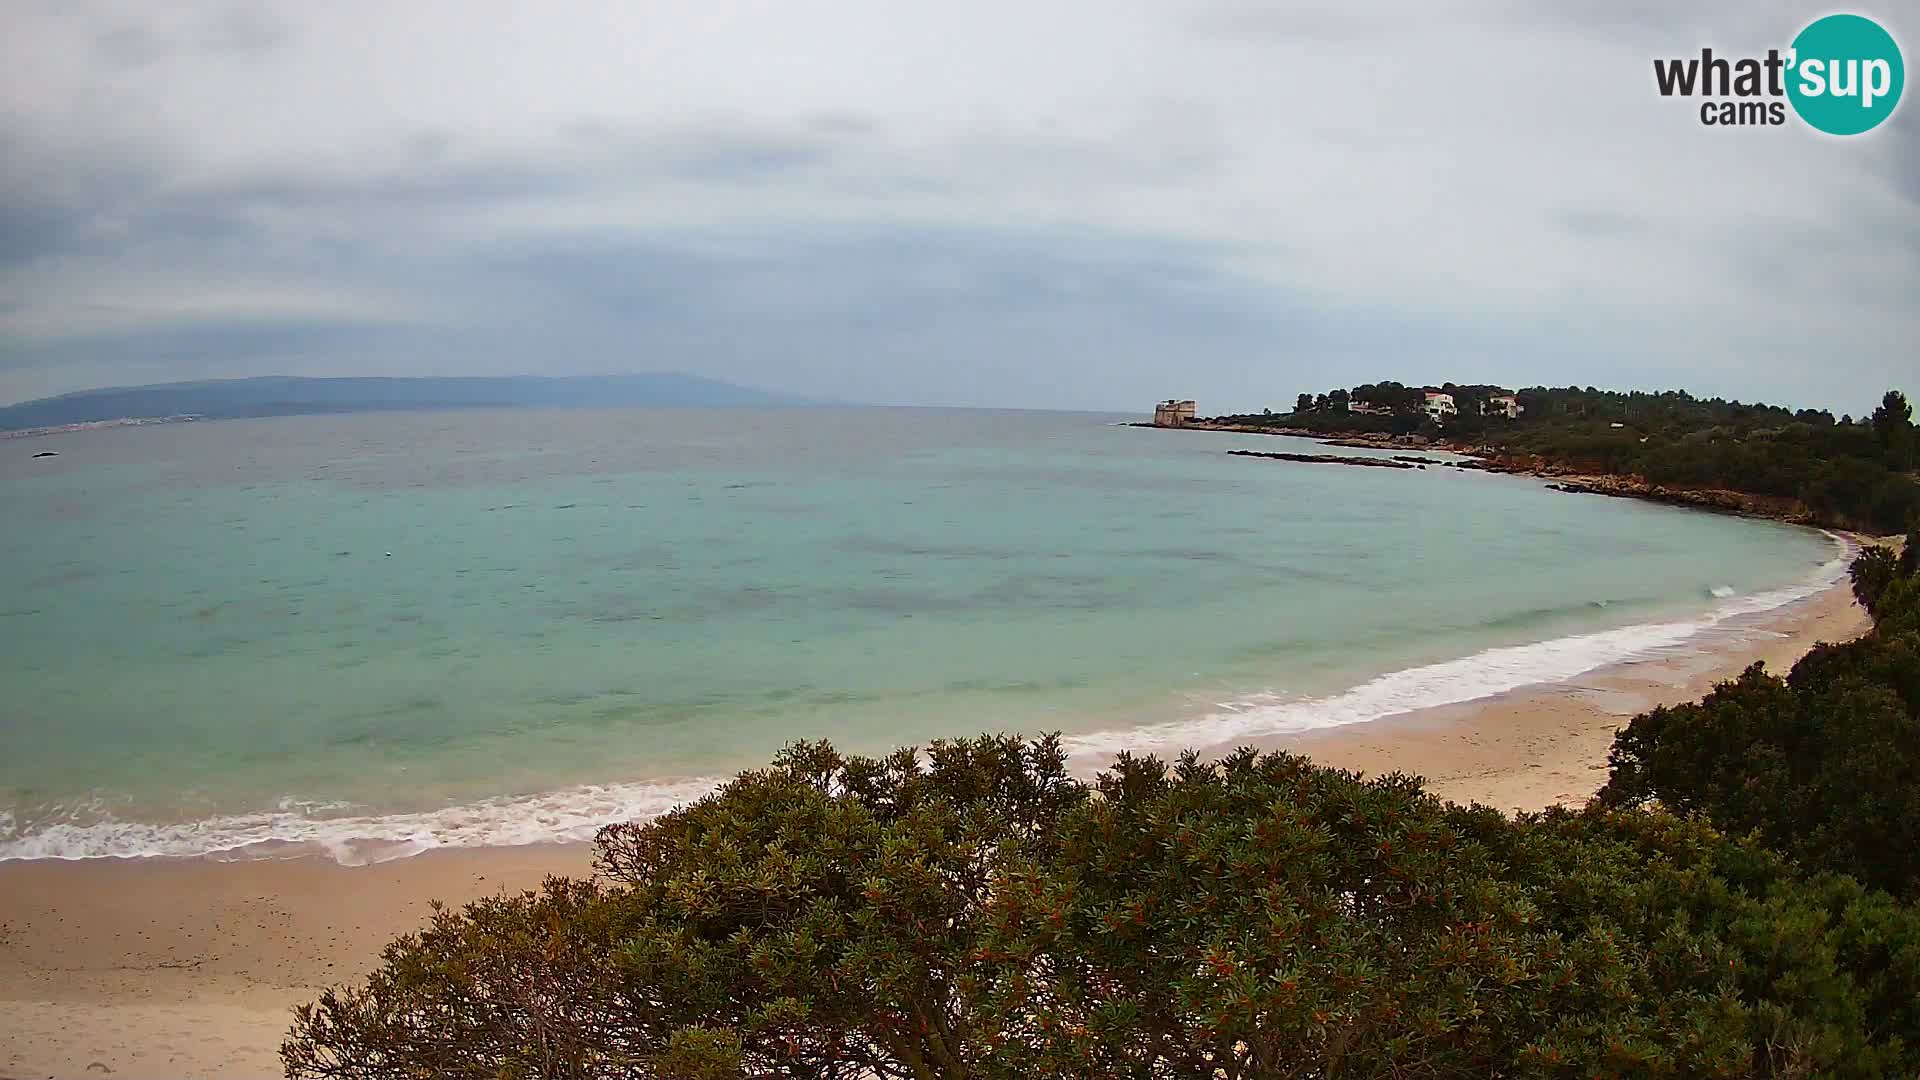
xmin=1542 ymin=475 xmax=1815 ymax=523
xmin=1227 ymin=449 xmax=1421 ymax=469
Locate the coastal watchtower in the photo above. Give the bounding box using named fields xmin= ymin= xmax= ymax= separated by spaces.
xmin=1153 ymin=399 xmax=1196 ymax=427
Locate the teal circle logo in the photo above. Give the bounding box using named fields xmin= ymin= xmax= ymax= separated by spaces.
xmin=1787 ymin=14 xmax=1904 ymax=135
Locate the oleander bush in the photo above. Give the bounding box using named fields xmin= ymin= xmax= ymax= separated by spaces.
xmin=286 ymin=733 xmax=1920 ymax=1078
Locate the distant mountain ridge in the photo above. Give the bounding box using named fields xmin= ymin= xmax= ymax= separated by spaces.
xmin=0 ymin=374 xmax=813 ymax=431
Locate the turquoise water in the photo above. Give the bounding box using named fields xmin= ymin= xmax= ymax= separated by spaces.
xmin=0 ymin=408 xmax=1840 ymax=861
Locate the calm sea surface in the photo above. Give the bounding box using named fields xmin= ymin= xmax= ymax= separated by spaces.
xmin=0 ymin=407 xmax=1839 ymax=861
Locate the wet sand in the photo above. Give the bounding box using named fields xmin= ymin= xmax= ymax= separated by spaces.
xmin=0 ymin=579 xmax=1870 ymax=1079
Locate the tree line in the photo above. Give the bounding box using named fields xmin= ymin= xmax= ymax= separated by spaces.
xmin=1210 ymin=385 xmax=1918 ymax=534
xmin=286 ymin=535 xmax=1920 ymax=1078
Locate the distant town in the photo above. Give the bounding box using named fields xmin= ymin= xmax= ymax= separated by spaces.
xmin=0 ymin=414 xmax=202 ymax=441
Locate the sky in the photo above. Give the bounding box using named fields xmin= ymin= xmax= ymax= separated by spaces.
xmin=1 ymin=1 xmax=1915 ymax=415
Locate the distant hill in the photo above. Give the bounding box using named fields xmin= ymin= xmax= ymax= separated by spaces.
xmin=0 ymin=374 xmax=815 ymax=431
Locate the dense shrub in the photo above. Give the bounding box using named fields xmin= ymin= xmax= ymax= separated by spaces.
xmin=284 ymin=539 xmax=1920 ymax=1078
xmin=1851 ymin=545 xmax=1901 ymax=613
xmin=286 ymin=736 xmax=1920 ymax=1078
xmin=1603 ymin=540 xmax=1920 ymax=899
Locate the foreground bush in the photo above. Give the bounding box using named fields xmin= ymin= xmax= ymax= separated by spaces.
xmin=1603 ymin=536 xmax=1920 ymax=899
xmin=285 ymin=735 xmax=1920 ymax=1078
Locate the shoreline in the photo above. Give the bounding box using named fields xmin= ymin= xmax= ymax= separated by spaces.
xmin=1 ymin=533 xmax=1846 ymax=865
xmin=0 ymin=567 xmax=1873 ymax=1079
xmin=1280 ymin=568 xmax=1867 ymax=811
xmin=1134 ymin=421 xmax=1828 ymax=528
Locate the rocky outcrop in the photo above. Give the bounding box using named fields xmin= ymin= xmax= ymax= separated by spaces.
xmin=1144 ymin=424 xmax=1823 ymax=529
xmin=1228 ymin=449 xmax=1421 ymax=469
xmin=1542 ymin=475 xmax=1816 ymax=524
xmin=1323 ymin=435 xmax=1433 ymax=450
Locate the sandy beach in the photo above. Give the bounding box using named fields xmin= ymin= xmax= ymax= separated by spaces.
xmin=0 ymin=576 xmax=1871 ymax=1079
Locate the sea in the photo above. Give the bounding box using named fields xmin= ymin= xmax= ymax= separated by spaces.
xmin=0 ymin=407 xmax=1844 ymax=863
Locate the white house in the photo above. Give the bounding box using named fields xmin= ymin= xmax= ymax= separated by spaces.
xmin=1346 ymin=399 xmax=1392 ymax=416
xmin=1482 ymin=393 xmax=1523 ymax=419
xmin=1422 ymin=391 xmax=1457 ymax=423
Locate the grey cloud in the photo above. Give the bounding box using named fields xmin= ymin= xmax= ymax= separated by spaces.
xmin=1872 ymin=110 xmax=1920 ymax=210
xmin=0 ymin=199 xmax=81 ymax=267
xmin=0 ymin=131 xmax=178 ymax=266
xmin=198 ymin=4 xmax=291 ymax=55
xmin=175 ymin=119 xmax=867 ymax=214
xmin=1181 ymin=2 xmax=1405 ymax=42
xmin=0 ymin=220 xmax=1370 ymax=406
xmin=90 ymin=23 xmax=169 ymax=68
xmin=466 ymin=224 xmax=1253 ymax=330
xmin=0 ymin=114 xmax=869 ymax=274
xmin=76 ymin=5 xmax=289 ymax=68
xmin=672 ymin=137 xmax=831 ymax=180
xmin=1554 ymin=209 xmax=1643 ymax=237
xmin=0 ymin=318 xmax=393 ymax=378
xmin=807 ymin=112 xmax=879 ymax=137
xmin=0 ymin=210 xmax=1637 ymax=401
xmin=0 ymin=0 xmax=1913 ymax=414
xmin=1524 ymin=0 xmax=1806 ymax=40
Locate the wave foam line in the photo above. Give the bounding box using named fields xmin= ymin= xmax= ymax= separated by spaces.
xmin=1062 ymin=538 xmax=1850 ymax=759
xmin=0 ymin=778 xmax=722 ymax=865
xmin=2 ymin=535 xmax=1852 ymax=864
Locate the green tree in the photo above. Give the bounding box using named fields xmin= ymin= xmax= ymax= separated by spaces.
xmin=287 ymin=737 xmax=1920 ymax=1079
xmin=1852 ymin=545 xmax=1900 ymax=613
xmin=1603 ymin=543 xmax=1920 ymax=899
xmin=1872 ymin=390 xmax=1914 ymax=471
xmin=1294 ymin=392 xmax=1314 ymax=413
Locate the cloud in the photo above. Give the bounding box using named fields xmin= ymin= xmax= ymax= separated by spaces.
xmin=89 ymin=23 xmax=169 ymax=69
xmin=0 ymin=0 xmax=1913 ymax=413
xmin=197 ymin=4 xmax=290 ymax=56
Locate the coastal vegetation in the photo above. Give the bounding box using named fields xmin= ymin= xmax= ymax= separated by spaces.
xmin=1209 ymin=385 xmax=1920 ymax=534
xmin=1602 ymin=527 xmax=1920 ymax=900
xmin=286 ymin=541 xmax=1920 ymax=1079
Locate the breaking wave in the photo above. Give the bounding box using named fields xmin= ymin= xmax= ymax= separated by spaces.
xmin=1062 ymin=537 xmax=1849 ymax=759
xmin=1 ymin=536 xmax=1851 ymax=865
xmin=0 ymin=778 xmax=722 ymax=866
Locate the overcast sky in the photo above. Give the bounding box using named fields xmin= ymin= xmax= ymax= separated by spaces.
xmin=1 ymin=1 xmax=1914 ymax=414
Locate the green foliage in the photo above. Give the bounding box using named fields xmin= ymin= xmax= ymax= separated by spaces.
xmin=282 ymin=876 xmax=639 ymax=1079
xmin=284 ymin=542 xmax=1920 ymax=1076
xmin=1852 ymin=546 xmax=1899 ymax=613
xmin=1873 ymin=391 xmax=1915 ymax=472
xmin=1216 ymin=384 xmax=1920 ymax=533
xmin=1603 ymin=544 xmax=1920 ymax=900
xmin=287 ymin=735 xmax=1920 ymax=1078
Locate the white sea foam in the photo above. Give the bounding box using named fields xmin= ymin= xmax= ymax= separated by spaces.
xmin=0 ymin=777 xmax=722 ymax=865
xmin=1062 ymin=537 xmax=1850 ymax=760
xmin=1 ymin=536 xmax=1853 ymax=865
